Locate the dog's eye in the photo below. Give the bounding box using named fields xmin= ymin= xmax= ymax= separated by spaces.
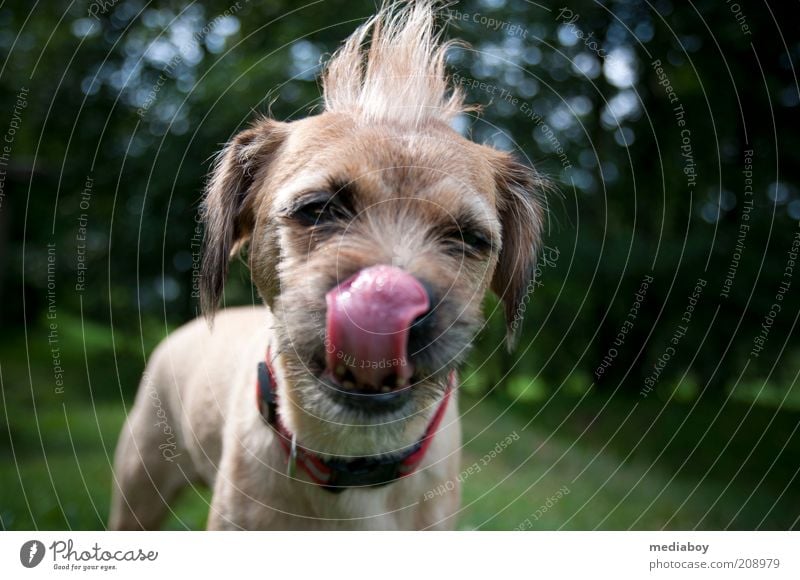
xmin=442 ymin=228 xmax=492 ymax=255
xmin=291 ymin=198 xmax=345 ymax=226
xmin=461 ymin=231 xmax=490 ymax=249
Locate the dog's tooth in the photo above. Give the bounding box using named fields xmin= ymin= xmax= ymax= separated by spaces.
xmin=342 ymin=380 xmax=355 ymax=390
xmin=335 ymin=364 xmax=346 ymax=377
xmin=380 ymin=386 xmax=391 ymax=393
xmin=396 ymin=377 xmax=406 ymax=388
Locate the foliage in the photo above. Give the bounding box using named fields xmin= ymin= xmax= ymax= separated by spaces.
xmin=2 ymin=0 xmax=797 ymax=402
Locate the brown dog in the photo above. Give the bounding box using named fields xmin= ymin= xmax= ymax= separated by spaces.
xmin=109 ymin=1 xmax=545 ymax=530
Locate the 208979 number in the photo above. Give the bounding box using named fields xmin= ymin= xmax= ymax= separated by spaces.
xmin=735 ymin=558 xmax=780 ymax=568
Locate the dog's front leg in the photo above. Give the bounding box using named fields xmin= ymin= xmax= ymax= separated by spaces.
xmin=206 ymin=419 xmax=288 ymax=530
xmin=206 ymin=476 xmax=247 ymax=530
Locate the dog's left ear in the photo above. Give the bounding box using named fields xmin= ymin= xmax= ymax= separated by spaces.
xmin=490 ymin=152 xmax=547 ymax=349
xmin=200 ymin=118 xmax=287 ymax=317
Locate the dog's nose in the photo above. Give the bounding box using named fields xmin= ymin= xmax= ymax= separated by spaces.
xmin=325 ymin=265 xmax=430 ymax=391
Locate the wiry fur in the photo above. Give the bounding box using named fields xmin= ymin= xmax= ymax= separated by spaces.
xmin=322 ymin=1 xmax=471 ymax=125
xmin=110 ymin=0 xmax=546 ymax=530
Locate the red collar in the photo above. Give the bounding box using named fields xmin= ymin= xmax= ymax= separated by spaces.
xmin=256 ymin=351 xmax=454 ymax=493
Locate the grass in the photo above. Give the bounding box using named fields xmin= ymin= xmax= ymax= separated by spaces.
xmin=0 ymin=400 xmax=210 ymax=531
xmin=456 ymin=392 xmax=800 ymax=529
xmin=2 ymin=388 xmax=798 ymax=530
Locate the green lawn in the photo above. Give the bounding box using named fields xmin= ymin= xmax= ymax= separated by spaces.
xmin=457 ymin=392 xmax=800 ymax=529
xmin=2 ymin=389 xmax=798 ymax=530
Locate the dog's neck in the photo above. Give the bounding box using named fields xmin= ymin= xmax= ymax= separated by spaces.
xmin=256 ymin=349 xmax=453 ymax=492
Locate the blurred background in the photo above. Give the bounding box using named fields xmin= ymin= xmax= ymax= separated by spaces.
xmin=1 ymin=0 xmax=798 ymax=530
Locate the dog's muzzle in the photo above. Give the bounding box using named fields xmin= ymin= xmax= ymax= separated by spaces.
xmin=325 ymin=265 xmax=430 ymax=393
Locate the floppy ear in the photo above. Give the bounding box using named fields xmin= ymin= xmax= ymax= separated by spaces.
xmin=200 ymin=118 xmax=287 ymax=317
xmin=490 ymin=153 xmax=547 ymax=349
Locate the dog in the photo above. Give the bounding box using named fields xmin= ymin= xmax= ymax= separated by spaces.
xmin=109 ymin=1 xmax=546 ymax=530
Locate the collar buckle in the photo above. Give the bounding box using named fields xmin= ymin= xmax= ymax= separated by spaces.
xmin=287 ymin=433 xmax=298 ymax=478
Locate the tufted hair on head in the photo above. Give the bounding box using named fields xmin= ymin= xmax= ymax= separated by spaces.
xmin=322 ymin=1 xmax=470 ymax=126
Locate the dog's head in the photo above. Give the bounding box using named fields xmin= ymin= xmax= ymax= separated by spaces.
xmin=200 ymin=3 xmax=547 ymax=456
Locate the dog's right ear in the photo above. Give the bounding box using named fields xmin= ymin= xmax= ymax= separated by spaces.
xmin=200 ymin=118 xmax=287 ymax=317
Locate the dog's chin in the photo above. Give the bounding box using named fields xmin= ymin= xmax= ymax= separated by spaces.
xmin=278 ymin=363 xmax=447 ymax=458
xmin=305 ymin=355 xmax=448 ymax=422
xmin=325 ymin=371 xmax=452 ymax=418
xmin=323 ymin=373 xmax=415 ymax=414
xmin=290 ymin=348 xmax=448 ymax=428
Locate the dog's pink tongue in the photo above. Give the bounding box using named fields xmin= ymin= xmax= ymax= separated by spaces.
xmin=326 ymin=265 xmax=429 ymax=390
